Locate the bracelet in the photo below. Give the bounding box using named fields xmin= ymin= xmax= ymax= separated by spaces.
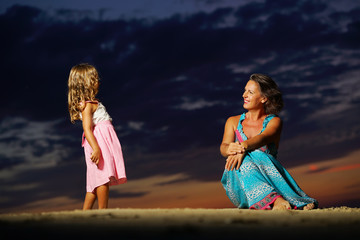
xmin=240 ymin=142 xmax=248 ymax=151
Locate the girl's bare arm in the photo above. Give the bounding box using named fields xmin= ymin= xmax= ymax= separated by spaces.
xmin=82 ymin=102 xmax=101 ymax=165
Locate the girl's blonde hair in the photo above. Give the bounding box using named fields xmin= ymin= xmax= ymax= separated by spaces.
xmin=68 ymin=63 xmax=99 ymax=123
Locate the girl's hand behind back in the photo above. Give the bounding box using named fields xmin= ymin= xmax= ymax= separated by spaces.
xmin=91 ymin=148 xmax=101 ymax=165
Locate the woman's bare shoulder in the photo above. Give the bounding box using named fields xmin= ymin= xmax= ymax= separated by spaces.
xmin=227 ymin=114 xmax=241 ymax=122
xmin=226 ymin=115 xmax=242 ymax=128
xmin=268 ymin=115 xmax=282 ymax=126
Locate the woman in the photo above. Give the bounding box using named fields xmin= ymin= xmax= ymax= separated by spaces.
xmin=220 ymin=73 xmax=318 ymax=210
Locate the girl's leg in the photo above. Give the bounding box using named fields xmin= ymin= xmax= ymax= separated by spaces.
xmin=96 ymin=183 xmax=109 ymax=209
xmin=83 ymin=192 xmax=96 ymax=210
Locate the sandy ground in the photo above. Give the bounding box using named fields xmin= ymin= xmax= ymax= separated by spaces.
xmin=1 ymin=207 xmax=360 ymax=239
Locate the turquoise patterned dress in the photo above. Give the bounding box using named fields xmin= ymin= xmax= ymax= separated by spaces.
xmin=221 ymin=113 xmax=318 ymax=209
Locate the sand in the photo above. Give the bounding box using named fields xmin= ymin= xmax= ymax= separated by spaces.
xmin=1 ymin=207 xmax=360 ymax=239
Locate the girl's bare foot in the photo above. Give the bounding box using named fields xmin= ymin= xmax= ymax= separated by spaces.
xmin=272 ymin=197 xmax=291 ymax=210
xmin=303 ymin=203 xmax=315 ymax=210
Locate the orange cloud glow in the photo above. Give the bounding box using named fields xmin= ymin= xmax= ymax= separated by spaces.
xmin=288 ymin=149 xmax=360 ymax=207
xmin=7 ymin=150 xmax=360 ymax=213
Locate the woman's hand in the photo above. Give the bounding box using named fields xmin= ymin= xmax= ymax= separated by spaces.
xmin=225 ymin=153 xmax=245 ymax=171
xmin=226 ymin=142 xmax=246 ymax=156
xmin=90 ymin=148 xmax=101 ymax=165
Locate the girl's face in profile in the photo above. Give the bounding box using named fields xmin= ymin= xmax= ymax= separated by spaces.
xmin=242 ymin=80 xmax=267 ymax=110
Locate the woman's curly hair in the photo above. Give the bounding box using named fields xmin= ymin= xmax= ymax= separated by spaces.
xmin=249 ymin=73 xmax=284 ymax=115
xmin=67 ymin=63 xmax=99 ymax=123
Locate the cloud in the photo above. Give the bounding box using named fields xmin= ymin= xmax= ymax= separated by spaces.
xmin=3 ymin=1 xmax=359 ymax=154
xmin=127 ymin=121 xmax=145 ymax=131
xmin=175 ymin=97 xmax=226 ymax=110
xmin=0 ymin=117 xmax=77 ymax=178
xmin=109 ymin=173 xmax=230 ymax=208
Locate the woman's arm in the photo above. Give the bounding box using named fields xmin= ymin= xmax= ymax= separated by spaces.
xmin=220 ymin=116 xmax=245 ymax=157
xmin=241 ymin=117 xmax=282 ymax=151
xmin=82 ymin=102 xmax=101 ymax=165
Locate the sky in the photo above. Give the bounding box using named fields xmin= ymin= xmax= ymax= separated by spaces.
xmin=0 ymin=0 xmax=360 ymax=213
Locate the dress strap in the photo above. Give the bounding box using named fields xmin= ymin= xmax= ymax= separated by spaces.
xmin=79 ymin=100 xmax=98 ymax=108
xmin=236 ymin=113 xmax=246 ymax=131
xmin=260 ymin=114 xmax=276 ymax=133
xmin=236 ymin=113 xmax=277 ymax=136
xmin=235 ymin=113 xmax=246 ymax=142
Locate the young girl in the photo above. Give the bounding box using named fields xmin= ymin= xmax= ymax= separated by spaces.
xmin=68 ymin=63 xmax=127 ymax=210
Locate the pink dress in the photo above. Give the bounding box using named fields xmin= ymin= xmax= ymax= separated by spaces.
xmin=80 ymin=101 xmax=127 ymax=193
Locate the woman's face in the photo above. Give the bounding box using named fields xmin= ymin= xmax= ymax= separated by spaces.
xmin=242 ymin=80 xmax=267 ymax=111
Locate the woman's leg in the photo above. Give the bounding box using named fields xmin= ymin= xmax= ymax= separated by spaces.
xmin=83 ymin=192 xmax=96 ymax=210
xmin=96 ymin=183 xmax=109 ymax=209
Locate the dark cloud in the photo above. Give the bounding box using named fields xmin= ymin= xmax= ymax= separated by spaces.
xmin=1 ymin=0 xmax=360 ymax=210
xmin=0 ymin=161 xmax=85 ymax=210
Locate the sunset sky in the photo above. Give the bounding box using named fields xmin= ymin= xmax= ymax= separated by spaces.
xmin=1 ymin=0 xmax=359 ymax=213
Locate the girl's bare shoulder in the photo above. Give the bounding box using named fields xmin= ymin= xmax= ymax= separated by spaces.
xmin=79 ymin=101 xmax=98 ymax=114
